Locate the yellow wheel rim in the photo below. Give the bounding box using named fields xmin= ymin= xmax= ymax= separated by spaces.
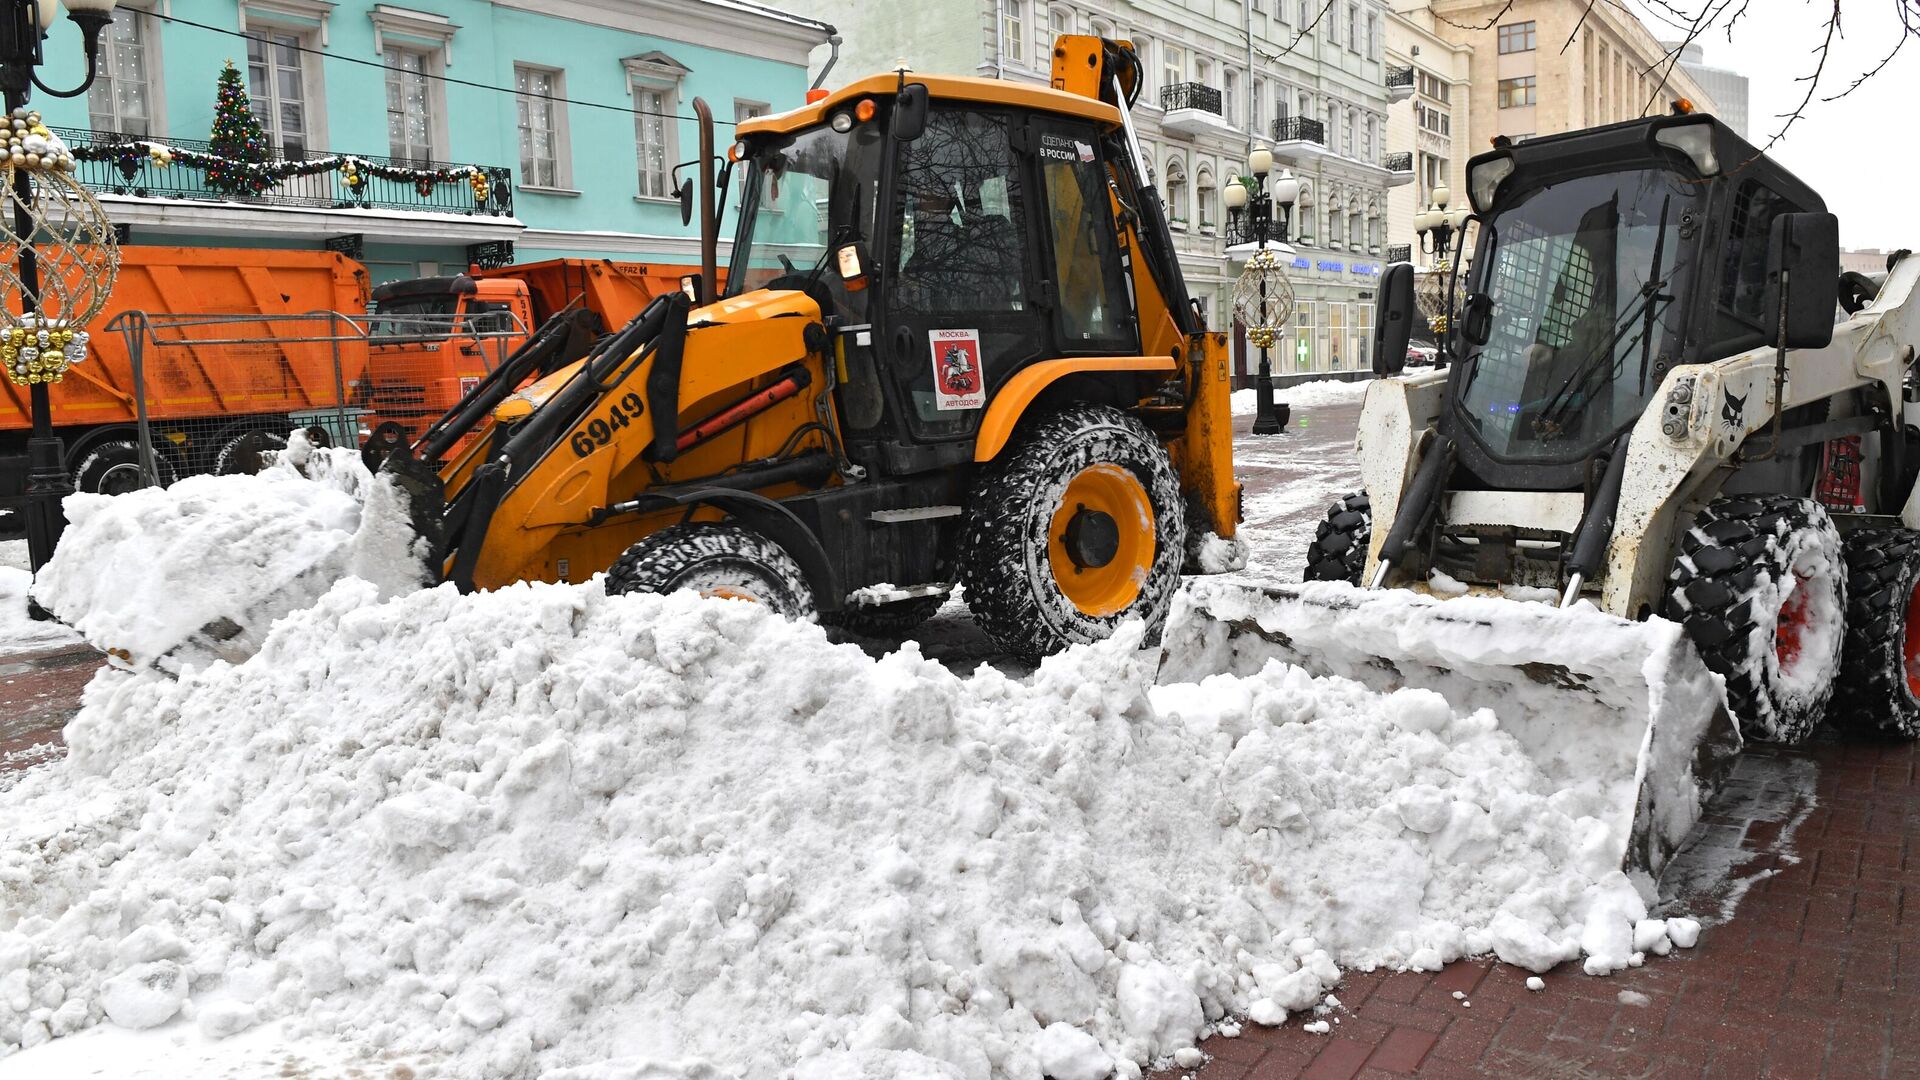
xmin=1047 ymin=463 xmax=1155 ymax=617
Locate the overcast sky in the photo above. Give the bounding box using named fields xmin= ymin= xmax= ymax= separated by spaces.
xmin=1626 ymin=0 xmax=1919 ymax=250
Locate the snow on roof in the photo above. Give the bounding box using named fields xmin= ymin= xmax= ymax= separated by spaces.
xmin=692 ymin=0 xmax=833 ymax=36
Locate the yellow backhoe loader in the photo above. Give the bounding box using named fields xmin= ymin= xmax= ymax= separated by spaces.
xmin=372 ymin=37 xmax=1240 ymax=659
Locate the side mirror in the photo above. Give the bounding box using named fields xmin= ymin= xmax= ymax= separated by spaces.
xmin=891 ymin=83 xmax=929 ymax=142
xmin=1765 ymin=211 xmax=1840 ymax=348
xmin=1372 ymin=262 xmax=1415 ymax=376
xmin=835 ymin=242 xmax=874 ymax=292
xmin=1460 ymin=292 xmax=1493 ymax=347
xmin=674 ymin=178 xmax=693 ymax=226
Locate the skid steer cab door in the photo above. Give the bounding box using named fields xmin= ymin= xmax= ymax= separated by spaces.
xmin=875 ymin=107 xmax=1139 ymax=447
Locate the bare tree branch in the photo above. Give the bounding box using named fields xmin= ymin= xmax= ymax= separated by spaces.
xmin=1431 ymin=0 xmax=1516 ymax=33
xmin=1253 ymin=0 xmax=1340 ymax=64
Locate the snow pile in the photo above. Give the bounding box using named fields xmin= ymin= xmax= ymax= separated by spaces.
xmin=1230 ymin=378 xmax=1371 ymax=415
xmin=2 ymin=573 xmax=1715 ymax=1077
xmin=32 ymin=434 xmax=427 ymax=671
xmin=0 ymin=567 xmax=80 ymax=651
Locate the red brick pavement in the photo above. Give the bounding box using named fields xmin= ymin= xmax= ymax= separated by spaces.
xmin=0 ymin=641 xmax=103 ymax=772
xmin=1161 ymin=740 xmax=1919 ymax=1080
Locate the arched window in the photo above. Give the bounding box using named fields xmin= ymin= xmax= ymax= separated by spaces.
xmin=1165 ymin=156 xmax=1187 ymax=224
xmin=1347 ymin=203 xmax=1362 ymax=249
xmin=1196 ymin=165 xmax=1217 ymax=230
xmin=1050 ymin=5 xmax=1074 ymax=38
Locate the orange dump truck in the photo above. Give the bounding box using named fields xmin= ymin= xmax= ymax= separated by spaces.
xmin=363 ymin=258 xmax=708 ymax=442
xmin=0 ymin=246 xmax=368 ymax=498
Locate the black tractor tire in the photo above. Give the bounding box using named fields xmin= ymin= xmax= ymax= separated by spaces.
xmin=1829 ymin=528 xmax=1920 ymax=738
xmin=604 ymin=522 xmax=816 ymax=620
xmin=1303 ymin=491 xmax=1372 ymax=585
xmin=213 ymin=429 xmax=289 ymax=476
xmin=827 ymin=593 xmax=949 ymax=638
xmin=72 ymin=439 xmax=175 ymax=495
xmin=1666 ymin=495 xmax=1847 ymax=743
xmin=960 ymin=402 xmax=1186 ymax=662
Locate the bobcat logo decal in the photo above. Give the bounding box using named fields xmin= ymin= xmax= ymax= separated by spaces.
xmin=1721 ymin=389 xmax=1747 ymax=429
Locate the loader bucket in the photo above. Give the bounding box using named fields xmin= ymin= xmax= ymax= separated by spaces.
xmin=1159 ymin=580 xmax=1742 ymax=888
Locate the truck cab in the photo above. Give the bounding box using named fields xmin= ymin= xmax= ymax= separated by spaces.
xmin=366 ymin=274 xmax=535 ymax=440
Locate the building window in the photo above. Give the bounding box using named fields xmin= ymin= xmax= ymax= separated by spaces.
xmin=246 ymin=29 xmax=312 ymax=157
xmin=1223 ymin=68 xmax=1238 ymax=125
xmin=1365 ymin=12 xmax=1378 ymax=58
xmin=1163 ymin=43 xmax=1185 ymax=90
xmin=1498 ymin=21 xmax=1537 ymax=54
xmin=89 ymin=8 xmax=155 ymax=137
xmin=1050 ymin=6 xmax=1073 ymax=37
xmin=1498 ymin=76 xmax=1537 ymax=108
xmin=1346 ymin=4 xmax=1359 ymax=52
xmin=1418 ymin=70 xmax=1451 ymax=103
xmin=1417 ymin=103 xmax=1451 ymax=135
xmin=384 ymin=47 xmax=434 ymax=165
xmin=1165 ymin=156 xmax=1187 ymax=223
xmin=1002 ymin=0 xmax=1024 ymax=65
xmin=1252 ymin=77 xmax=1265 ymax=130
xmin=516 ymin=65 xmax=566 ymax=188
xmin=1195 ymin=55 xmax=1211 ymax=88
xmin=1197 ymin=167 xmax=1216 ymax=229
xmin=1298 ymin=0 xmax=1312 ymax=31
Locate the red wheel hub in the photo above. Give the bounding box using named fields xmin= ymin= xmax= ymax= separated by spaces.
xmin=1775 ymin=573 xmax=1812 ymax=672
xmin=1903 ymin=578 xmax=1920 ymax=698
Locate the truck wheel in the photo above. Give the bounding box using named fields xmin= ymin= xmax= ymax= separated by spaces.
xmin=961 ymin=402 xmax=1186 ymax=661
xmin=605 ymin=522 xmax=816 ymax=620
xmin=1667 ymin=495 xmax=1846 ymax=743
xmin=1303 ymin=491 xmax=1371 ymax=585
xmin=828 ymin=594 xmax=948 ymax=638
xmin=1829 ymin=528 xmax=1920 ymax=738
xmin=213 ymin=429 xmax=288 ymax=476
xmin=73 ymin=439 xmax=175 ymax=495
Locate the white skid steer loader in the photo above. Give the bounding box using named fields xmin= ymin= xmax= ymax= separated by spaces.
xmin=1169 ymin=111 xmax=1920 ymax=885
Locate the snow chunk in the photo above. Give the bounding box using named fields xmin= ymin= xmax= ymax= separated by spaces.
xmin=1116 ymin=962 xmax=1204 ymax=1056
xmin=99 ymin=961 xmax=187 ymax=1030
xmin=1667 ymin=918 xmax=1702 ymax=948
xmin=1617 ymin=990 xmax=1651 ymax=1007
xmin=1526 ymin=977 xmax=1545 ymax=992
xmin=1033 ymin=1023 xmax=1111 ymax=1080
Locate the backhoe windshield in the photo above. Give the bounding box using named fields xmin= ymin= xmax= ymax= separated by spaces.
xmin=726 ymin=121 xmax=883 ymax=316
xmin=1456 ymin=168 xmax=1699 ymax=462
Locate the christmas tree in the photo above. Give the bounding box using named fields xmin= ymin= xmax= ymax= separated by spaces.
xmin=205 ymin=59 xmax=273 ymax=196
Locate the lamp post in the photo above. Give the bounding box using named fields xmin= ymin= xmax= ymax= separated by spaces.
xmin=1 ymin=0 xmax=116 ymax=598
xmin=1224 ymin=147 xmax=1299 ymax=436
xmin=1413 ymin=184 xmax=1471 ymax=367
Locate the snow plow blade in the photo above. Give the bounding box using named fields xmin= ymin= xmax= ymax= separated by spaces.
xmin=1160 ymin=580 xmax=1742 ymax=885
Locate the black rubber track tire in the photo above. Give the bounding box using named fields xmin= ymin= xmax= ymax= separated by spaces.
xmin=960 ymin=402 xmax=1186 ymax=662
xmin=827 ymin=594 xmax=948 ymax=638
xmin=1830 ymin=528 xmax=1920 ymax=739
xmin=1666 ymin=494 xmax=1846 ymax=743
xmin=213 ymin=429 xmax=289 ymax=476
xmin=604 ymin=522 xmax=816 ymax=620
xmin=72 ymin=439 xmax=176 ymax=495
xmin=1303 ymin=491 xmax=1371 ymax=585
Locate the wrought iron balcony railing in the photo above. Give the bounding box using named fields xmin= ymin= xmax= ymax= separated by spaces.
xmin=1382 ymin=151 xmax=1413 ymax=172
xmin=1160 ymin=82 xmax=1223 ymax=115
xmin=1387 ymin=243 xmax=1412 ymax=263
xmin=1272 ymin=116 xmax=1325 ymax=144
xmin=55 ymin=127 xmax=515 ymax=218
xmin=1386 ymin=65 xmax=1415 ymax=90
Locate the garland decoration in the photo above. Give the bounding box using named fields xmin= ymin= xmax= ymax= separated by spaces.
xmin=69 ymin=139 xmax=499 ymax=207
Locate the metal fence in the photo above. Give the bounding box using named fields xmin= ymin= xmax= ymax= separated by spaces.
xmin=1272 ymin=117 xmax=1325 ymax=145
xmin=105 ymin=308 xmax=529 ymax=489
xmin=58 ymin=127 xmax=515 ymax=218
xmin=1160 ymin=82 xmax=1223 ymax=114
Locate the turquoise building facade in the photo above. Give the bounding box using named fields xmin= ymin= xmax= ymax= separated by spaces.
xmin=31 ymin=0 xmax=833 ymax=283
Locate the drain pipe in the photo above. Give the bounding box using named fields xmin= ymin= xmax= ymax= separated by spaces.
xmin=810 ymin=28 xmax=841 ymax=91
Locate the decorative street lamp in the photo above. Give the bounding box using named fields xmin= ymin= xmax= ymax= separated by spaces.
xmin=1 ymin=0 xmax=119 ymax=602
xmin=1224 ymin=148 xmax=1300 ymax=436
xmin=1413 ymin=184 xmax=1471 ymax=367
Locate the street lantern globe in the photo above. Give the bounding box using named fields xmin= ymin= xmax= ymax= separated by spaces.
xmin=1222 ymin=180 xmax=1248 ymax=211
xmin=1271 ymin=169 xmax=1299 ymax=207
xmin=1432 ymin=184 xmax=1451 ymax=209
xmin=1447 ymin=206 xmax=1471 ymax=230
xmin=1414 ymin=207 xmax=1434 ymax=234
xmin=61 ymin=0 xmax=117 ymax=12
xmin=33 ymin=0 xmax=60 ymax=33
xmin=1247 ymin=145 xmax=1273 ymax=177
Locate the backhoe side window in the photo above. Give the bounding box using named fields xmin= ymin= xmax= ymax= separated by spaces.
xmin=1036 ymin=127 xmax=1134 ymax=350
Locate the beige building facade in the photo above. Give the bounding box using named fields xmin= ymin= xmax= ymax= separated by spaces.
xmin=1384 ymin=2 xmax=1472 ymax=273
xmin=1428 ymin=0 xmax=1717 ymax=162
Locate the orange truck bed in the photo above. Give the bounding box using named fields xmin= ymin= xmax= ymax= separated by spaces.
xmin=0 ymin=246 xmax=368 ymax=434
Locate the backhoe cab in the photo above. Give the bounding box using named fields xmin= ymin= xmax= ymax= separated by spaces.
xmin=1312 ymin=111 xmax=1920 ymax=743
xmin=381 ymin=37 xmax=1242 ymax=660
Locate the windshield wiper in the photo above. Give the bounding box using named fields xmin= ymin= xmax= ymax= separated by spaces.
xmin=1531 ymin=196 xmax=1674 ymax=435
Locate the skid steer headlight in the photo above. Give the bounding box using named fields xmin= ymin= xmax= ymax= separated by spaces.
xmin=1467 ymin=154 xmax=1514 ymax=214
xmin=830 ymin=110 xmax=854 ymax=133
xmin=1653 ymin=120 xmax=1719 ymax=176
